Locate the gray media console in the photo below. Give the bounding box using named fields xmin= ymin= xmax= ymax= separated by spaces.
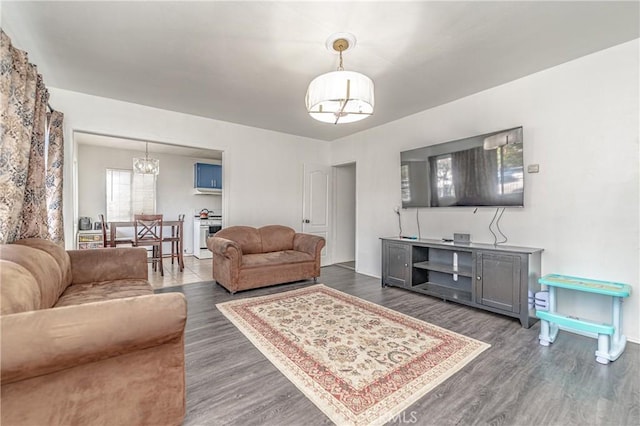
xmin=381 ymin=237 xmax=543 ymax=328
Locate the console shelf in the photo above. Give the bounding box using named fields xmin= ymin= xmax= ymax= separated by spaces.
xmin=411 ymin=283 xmax=473 ymax=304
xmin=381 ymin=237 xmax=543 ymax=328
xmin=413 ymin=261 xmax=473 ymax=277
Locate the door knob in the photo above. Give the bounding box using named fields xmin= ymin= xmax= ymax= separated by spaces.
xmin=303 ymin=219 xmax=311 ymax=223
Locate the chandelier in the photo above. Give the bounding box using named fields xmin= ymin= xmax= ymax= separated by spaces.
xmin=133 ymin=142 xmax=159 ymax=175
xmin=305 ymin=33 xmax=374 ymax=124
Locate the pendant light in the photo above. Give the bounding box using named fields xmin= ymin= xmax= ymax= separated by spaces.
xmin=305 ymin=33 xmax=374 ymax=124
xmin=133 ymin=142 xmax=160 ymax=175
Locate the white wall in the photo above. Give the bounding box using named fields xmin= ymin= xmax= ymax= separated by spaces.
xmin=333 ymin=163 xmax=356 ymax=264
xmin=50 ymin=88 xmax=329 ymax=253
xmin=76 ymin=144 xmax=222 ymax=254
xmin=330 ymin=40 xmax=640 ymax=341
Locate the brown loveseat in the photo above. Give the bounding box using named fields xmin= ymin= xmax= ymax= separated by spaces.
xmin=0 ymin=238 xmax=187 ymax=426
xmin=207 ymin=225 xmax=325 ymax=293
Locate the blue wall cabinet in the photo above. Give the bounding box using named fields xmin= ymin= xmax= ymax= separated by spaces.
xmin=194 ymin=163 xmax=222 ymax=191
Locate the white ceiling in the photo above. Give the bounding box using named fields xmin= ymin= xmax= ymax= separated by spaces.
xmin=3 ymin=1 xmax=639 ymax=142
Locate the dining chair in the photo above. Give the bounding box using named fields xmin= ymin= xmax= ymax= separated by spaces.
xmin=99 ymin=214 xmax=134 ymax=247
xmin=163 ymin=214 xmax=185 ymax=271
xmin=99 ymin=214 xmax=109 ymax=247
xmin=133 ymin=214 xmax=164 ymax=276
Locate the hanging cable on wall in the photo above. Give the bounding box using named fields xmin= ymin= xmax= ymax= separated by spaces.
xmin=416 ymin=208 xmax=421 ymax=239
xmin=394 ymin=206 xmax=402 ymax=238
xmin=488 ymin=207 xmax=508 ymax=245
xmin=495 ymin=208 xmax=508 ymax=244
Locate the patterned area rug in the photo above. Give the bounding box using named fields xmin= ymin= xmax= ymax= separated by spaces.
xmin=217 ymin=285 xmax=490 ymax=426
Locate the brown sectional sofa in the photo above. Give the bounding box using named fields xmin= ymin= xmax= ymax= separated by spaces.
xmin=207 ymin=225 xmax=325 ymax=293
xmin=0 ymin=238 xmax=187 ymax=426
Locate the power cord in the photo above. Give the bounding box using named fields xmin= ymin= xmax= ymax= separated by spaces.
xmin=495 ymin=208 xmax=508 ymax=244
xmin=394 ymin=207 xmax=402 ymax=237
xmin=488 ymin=207 xmax=508 ymax=245
xmin=416 ymin=208 xmax=421 ymax=239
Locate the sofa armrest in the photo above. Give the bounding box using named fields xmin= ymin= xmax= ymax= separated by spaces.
xmin=293 ymin=233 xmax=326 ymax=257
xmin=207 ymin=237 xmax=242 ymax=267
xmin=1 ymin=293 xmax=186 ymax=384
xmin=68 ymin=247 xmax=148 ymax=284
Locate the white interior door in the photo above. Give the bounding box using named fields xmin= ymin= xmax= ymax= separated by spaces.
xmin=303 ymin=163 xmax=331 ymax=266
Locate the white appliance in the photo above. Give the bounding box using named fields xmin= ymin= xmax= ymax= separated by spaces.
xmin=193 ymin=216 xmax=222 ymax=259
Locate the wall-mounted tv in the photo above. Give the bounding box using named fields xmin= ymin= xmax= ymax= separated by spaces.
xmin=401 ymin=127 xmax=524 ymax=208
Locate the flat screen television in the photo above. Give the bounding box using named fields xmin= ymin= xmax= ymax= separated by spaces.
xmin=401 ymin=127 xmax=524 ymax=208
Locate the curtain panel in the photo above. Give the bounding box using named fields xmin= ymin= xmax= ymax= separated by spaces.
xmin=0 ymin=30 xmax=64 ymax=244
xmin=46 ymin=110 xmax=65 ymax=244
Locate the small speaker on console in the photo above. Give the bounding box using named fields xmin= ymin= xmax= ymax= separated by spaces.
xmin=453 ymin=233 xmax=471 ymax=244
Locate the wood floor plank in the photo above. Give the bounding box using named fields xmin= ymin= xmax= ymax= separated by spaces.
xmin=156 ymin=266 xmax=640 ymax=426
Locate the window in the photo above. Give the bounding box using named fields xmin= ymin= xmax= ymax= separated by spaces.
xmin=132 ymin=173 xmax=157 ymax=214
xmin=106 ymin=169 xmax=156 ymax=221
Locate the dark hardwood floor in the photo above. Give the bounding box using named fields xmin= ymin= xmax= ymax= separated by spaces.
xmin=157 ymin=266 xmax=640 ymax=426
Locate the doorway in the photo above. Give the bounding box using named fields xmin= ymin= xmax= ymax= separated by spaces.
xmin=72 ymin=131 xmax=224 ymax=255
xmin=332 ymin=162 xmax=356 ymax=270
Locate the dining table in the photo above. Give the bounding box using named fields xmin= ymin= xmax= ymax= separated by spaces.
xmin=108 ymin=220 xmax=184 ymax=271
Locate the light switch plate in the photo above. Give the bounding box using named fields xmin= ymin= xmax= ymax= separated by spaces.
xmin=453 ymin=233 xmax=471 ymax=244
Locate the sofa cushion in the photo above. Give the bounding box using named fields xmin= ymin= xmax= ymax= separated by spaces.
xmin=0 ymin=260 xmax=42 ymax=314
xmin=69 ymin=248 xmax=148 ymax=285
xmin=215 ymin=226 xmax=263 ymax=254
xmin=55 ymin=280 xmax=153 ymax=307
xmin=259 ymin=225 xmax=295 ymax=253
xmin=13 ymin=238 xmax=72 ymax=287
xmin=242 ymin=250 xmax=313 ymax=269
xmin=0 ymin=243 xmax=66 ymax=310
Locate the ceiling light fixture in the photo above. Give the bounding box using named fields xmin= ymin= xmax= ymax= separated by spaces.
xmin=305 ymin=33 xmax=374 ymax=124
xmin=133 ymin=142 xmax=160 ymax=175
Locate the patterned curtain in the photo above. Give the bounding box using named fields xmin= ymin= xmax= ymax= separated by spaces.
xmin=46 ymin=110 xmax=65 ymax=244
xmin=0 ymin=30 xmax=64 ymax=244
